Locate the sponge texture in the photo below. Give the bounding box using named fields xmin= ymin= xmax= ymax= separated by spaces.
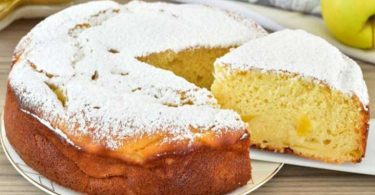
xmin=211 ymin=66 xmax=369 ymax=163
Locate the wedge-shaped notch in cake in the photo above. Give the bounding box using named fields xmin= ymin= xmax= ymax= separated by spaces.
xmin=212 ymin=29 xmax=369 ymax=163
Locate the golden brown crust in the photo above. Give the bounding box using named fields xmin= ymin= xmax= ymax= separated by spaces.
xmin=4 ymin=85 xmax=251 ymax=194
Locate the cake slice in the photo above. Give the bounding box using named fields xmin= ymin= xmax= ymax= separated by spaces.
xmin=212 ymin=29 xmax=369 ymax=163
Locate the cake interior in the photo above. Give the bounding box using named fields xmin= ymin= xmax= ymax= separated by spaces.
xmin=137 ymin=47 xmax=231 ymax=88
xmin=211 ymin=67 xmax=367 ymax=163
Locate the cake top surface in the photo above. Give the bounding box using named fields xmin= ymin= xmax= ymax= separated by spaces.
xmin=8 ymin=0 xmax=265 ymax=161
xmin=216 ymin=29 xmax=369 ymax=107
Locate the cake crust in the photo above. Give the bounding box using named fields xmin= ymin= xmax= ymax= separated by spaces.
xmin=4 ymin=85 xmax=251 ymax=194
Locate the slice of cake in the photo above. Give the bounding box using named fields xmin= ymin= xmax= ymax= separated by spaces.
xmin=212 ymin=29 xmax=369 ymax=163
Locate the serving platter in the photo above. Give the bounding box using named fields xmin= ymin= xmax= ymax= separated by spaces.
xmin=0 ymin=115 xmax=283 ymax=195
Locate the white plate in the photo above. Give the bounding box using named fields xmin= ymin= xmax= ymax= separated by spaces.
xmin=0 ymin=115 xmax=283 ymax=195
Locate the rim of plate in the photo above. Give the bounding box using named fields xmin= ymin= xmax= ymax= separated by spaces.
xmin=0 ymin=112 xmax=283 ymax=195
xmin=1 ymin=115 xmax=59 ymax=195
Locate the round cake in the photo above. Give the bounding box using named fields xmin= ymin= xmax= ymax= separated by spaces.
xmin=4 ymin=0 xmax=266 ymax=194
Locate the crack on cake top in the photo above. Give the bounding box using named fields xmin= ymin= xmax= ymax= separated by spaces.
xmin=68 ymin=8 xmax=120 ymax=67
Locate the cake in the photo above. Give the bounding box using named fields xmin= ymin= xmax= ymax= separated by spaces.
xmin=4 ymin=1 xmax=267 ymax=194
xmin=211 ymin=29 xmax=369 ymax=163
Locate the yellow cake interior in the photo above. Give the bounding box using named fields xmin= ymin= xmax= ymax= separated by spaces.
xmin=138 ymin=47 xmax=231 ymax=88
xmin=211 ymin=66 xmax=367 ymax=163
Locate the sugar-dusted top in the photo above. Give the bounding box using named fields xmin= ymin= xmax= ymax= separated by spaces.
xmin=8 ymin=0 xmax=265 ymax=160
xmin=216 ymin=29 xmax=369 ymax=107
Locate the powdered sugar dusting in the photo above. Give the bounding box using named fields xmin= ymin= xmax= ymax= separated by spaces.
xmin=8 ymin=1 xmax=264 ymax=151
xmin=216 ymin=29 xmax=369 ymax=108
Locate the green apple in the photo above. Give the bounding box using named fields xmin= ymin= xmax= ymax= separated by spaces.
xmin=321 ymin=0 xmax=375 ymax=49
